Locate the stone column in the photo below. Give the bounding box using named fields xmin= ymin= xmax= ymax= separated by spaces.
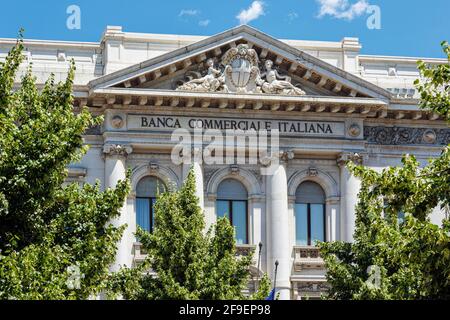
xmin=337 ymin=153 xmax=364 ymax=243
xmin=266 ymin=151 xmax=294 ymax=300
xmin=104 ymin=144 xmax=133 ymax=271
xmin=249 ymin=195 xmax=265 ymax=271
xmin=326 ymin=197 xmax=340 ymax=242
xmin=182 ymin=147 xmax=204 ymax=211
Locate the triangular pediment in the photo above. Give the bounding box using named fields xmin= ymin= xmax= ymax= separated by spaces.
xmin=88 ymin=25 xmax=390 ymax=100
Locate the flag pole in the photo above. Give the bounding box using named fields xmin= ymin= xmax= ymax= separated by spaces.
xmin=256 ymin=242 xmax=263 ymax=291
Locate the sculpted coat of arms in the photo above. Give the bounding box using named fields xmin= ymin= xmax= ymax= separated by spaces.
xmin=176 ymin=44 xmax=305 ymax=96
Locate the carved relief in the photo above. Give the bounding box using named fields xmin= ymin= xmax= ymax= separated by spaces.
xmin=176 ymin=43 xmax=305 ymax=96
xmin=177 ymin=58 xmax=224 ymax=92
xmin=84 ymin=125 xmax=102 ymax=135
xmin=348 ymin=123 xmax=361 ymax=137
xmin=258 ymin=60 xmax=305 ymax=96
xmin=364 ymin=126 xmax=450 ymax=145
xmin=308 ymin=167 xmax=318 ymax=177
xmin=111 ymin=115 xmax=124 ymax=129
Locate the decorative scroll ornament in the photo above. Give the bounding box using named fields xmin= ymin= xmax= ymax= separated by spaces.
xmin=176 ymin=43 xmax=306 ymax=96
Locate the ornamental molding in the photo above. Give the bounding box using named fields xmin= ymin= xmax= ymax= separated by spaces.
xmin=130 ymin=163 xmax=180 ymax=192
xmin=287 ymin=168 xmax=338 ymax=198
xmin=205 ymin=166 xmax=262 ymax=196
xmin=364 ymin=126 xmax=450 ymax=146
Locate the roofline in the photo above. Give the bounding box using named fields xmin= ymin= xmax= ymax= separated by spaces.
xmin=359 ymin=54 xmax=447 ymax=64
xmin=0 ymin=38 xmax=100 ymax=49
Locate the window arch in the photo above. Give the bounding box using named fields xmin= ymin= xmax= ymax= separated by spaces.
xmin=295 ymin=181 xmax=326 ymax=246
xmin=216 ymin=179 xmax=249 ymax=245
xmin=136 ymin=176 xmax=166 ymax=232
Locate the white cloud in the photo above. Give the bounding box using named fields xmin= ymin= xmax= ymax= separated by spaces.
xmin=179 ymin=9 xmax=199 ymax=17
xmin=287 ymin=11 xmax=299 ymax=21
xmin=316 ymin=0 xmax=370 ymax=20
xmin=236 ymin=1 xmax=265 ymax=25
xmin=199 ymin=19 xmax=211 ymax=27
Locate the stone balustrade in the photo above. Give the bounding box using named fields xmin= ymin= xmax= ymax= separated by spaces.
xmin=293 ymin=246 xmax=326 ymax=272
xmin=133 ymin=242 xmax=257 ymax=265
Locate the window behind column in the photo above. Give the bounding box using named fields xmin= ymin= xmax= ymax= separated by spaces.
xmin=295 ymin=181 xmax=326 ymax=246
xmin=136 ymin=176 xmax=166 ymax=232
xmin=216 ymin=179 xmax=249 ymax=244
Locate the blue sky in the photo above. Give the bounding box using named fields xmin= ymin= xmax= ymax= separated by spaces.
xmin=0 ymin=0 xmax=449 ymax=58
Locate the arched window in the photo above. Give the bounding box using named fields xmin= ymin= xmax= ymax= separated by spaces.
xmin=216 ymin=179 xmax=248 ymax=245
xmin=136 ymin=176 xmax=166 ymax=232
xmin=295 ymin=181 xmax=326 ymax=246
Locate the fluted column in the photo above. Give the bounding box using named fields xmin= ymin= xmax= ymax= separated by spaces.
xmin=266 ymin=151 xmax=294 ymax=300
xmin=337 ymin=152 xmax=364 ymax=243
xmin=104 ymin=144 xmax=133 ymax=271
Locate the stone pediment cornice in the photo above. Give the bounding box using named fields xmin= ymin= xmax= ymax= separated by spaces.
xmin=88 ymin=25 xmax=391 ymax=101
xmin=74 ymin=87 xmax=448 ymax=121
xmin=84 ymin=87 xmax=389 ymax=116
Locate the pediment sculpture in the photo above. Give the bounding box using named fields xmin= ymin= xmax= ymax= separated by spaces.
xmin=176 ymin=44 xmax=305 ymax=96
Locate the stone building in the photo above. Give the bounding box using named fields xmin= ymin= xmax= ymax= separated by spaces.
xmin=1 ymin=25 xmax=448 ymax=300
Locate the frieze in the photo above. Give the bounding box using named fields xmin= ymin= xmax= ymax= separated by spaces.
xmin=296 ymin=282 xmax=330 ymax=293
xmin=84 ymin=125 xmax=102 ymax=135
xmin=364 ymin=126 xmax=450 ymax=146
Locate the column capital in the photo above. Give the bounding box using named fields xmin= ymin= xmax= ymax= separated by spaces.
xmin=261 ymin=150 xmax=295 ymax=167
xmin=337 ymin=152 xmax=367 ymax=167
xmin=103 ymin=144 xmax=133 ymax=158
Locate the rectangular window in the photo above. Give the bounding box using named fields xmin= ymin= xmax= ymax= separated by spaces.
xmin=216 ymin=200 xmax=248 ymax=244
xmin=295 ymin=203 xmax=325 ymax=246
xmin=310 ymin=204 xmax=325 ymax=245
xmin=233 ymin=201 xmax=248 ymax=245
xmin=136 ymin=198 xmax=151 ymax=232
xmin=216 ymin=200 xmax=230 ymax=219
xmin=295 ymin=204 xmax=308 ymax=246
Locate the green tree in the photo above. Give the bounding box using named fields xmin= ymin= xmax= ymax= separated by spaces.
xmin=0 ymin=34 xmax=130 ymax=299
xmin=319 ymin=41 xmax=450 ymax=300
xmin=109 ymin=170 xmax=271 ymax=300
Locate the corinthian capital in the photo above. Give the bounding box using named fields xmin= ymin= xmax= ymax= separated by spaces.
xmin=337 ymin=152 xmax=366 ymax=166
xmin=261 ymin=150 xmax=294 ymax=167
xmin=280 ymin=150 xmax=295 ymax=162
xmin=103 ymin=144 xmax=133 ymax=157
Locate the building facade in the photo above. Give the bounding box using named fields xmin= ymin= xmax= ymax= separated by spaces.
xmin=1 ymin=25 xmax=448 ymax=300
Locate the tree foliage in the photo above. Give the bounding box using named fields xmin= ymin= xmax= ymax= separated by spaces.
xmin=0 ymin=34 xmax=130 ymax=299
xmin=319 ymin=42 xmax=450 ymax=300
xmin=108 ymin=170 xmax=271 ymax=300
